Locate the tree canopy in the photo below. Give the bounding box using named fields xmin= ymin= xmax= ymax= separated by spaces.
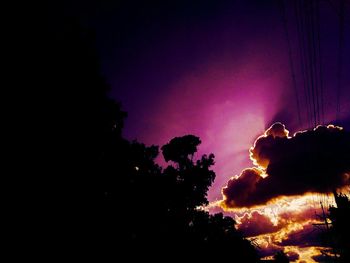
xmin=50 ymin=19 xmax=259 ymax=262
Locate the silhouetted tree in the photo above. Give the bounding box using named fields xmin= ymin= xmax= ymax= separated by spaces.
xmin=162 ymin=135 xmax=215 ymax=209
xmin=159 ymin=135 xmax=258 ymax=261
xmin=273 ymin=251 xmax=289 ymax=263
xmin=161 ymin=135 xmax=201 ymax=169
xmin=49 ymin=19 xmax=259 ymax=262
xmin=328 ymin=191 xmax=350 ymax=263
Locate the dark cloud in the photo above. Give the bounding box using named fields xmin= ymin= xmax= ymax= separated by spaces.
xmin=237 ymin=211 xmax=282 ymax=237
xmin=312 ymin=252 xmax=334 ymax=262
xmin=223 ymin=123 xmax=350 ymax=208
xmin=222 ymin=168 xmax=264 ymax=207
xmin=278 ymin=223 xmax=325 ymax=248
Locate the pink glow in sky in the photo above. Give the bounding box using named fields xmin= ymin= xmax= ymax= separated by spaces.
xmin=126 ymin=48 xmax=295 ymax=201
xmin=111 ymin=0 xmax=350 ymax=203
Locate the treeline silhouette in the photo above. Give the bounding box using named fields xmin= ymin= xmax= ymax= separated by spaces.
xmin=48 ymin=18 xmax=260 ymax=261
xmin=313 ymin=192 xmax=350 ymax=263
xmin=46 ymin=18 xmax=349 ymax=263
xmin=328 ymin=192 xmax=350 ymax=263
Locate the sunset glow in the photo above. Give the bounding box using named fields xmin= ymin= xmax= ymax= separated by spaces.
xmin=207 ymin=193 xmax=339 ymax=262
xmin=210 ymin=122 xmax=350 ymax=261
xmin=67 ymin=0 xmax=350 ymax=261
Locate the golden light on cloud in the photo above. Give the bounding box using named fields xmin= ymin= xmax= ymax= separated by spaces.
xmin=260 ymin=245 xmax=333 ymax=262
xmin=284 ymin=246 xmax=329 ymax=263
xmin=221 ymin=123 xmax=349 ymax=210
xmin=249 ymin=123 xmax=344 ymax=172
xmin=250 ymin=227 xmax=331 ymax=262
xmin=207 ymin=193 xmax=338 ymax=262
xmin=293 ymin=124 xmax=343 ymax=137
xmin=213 ymin=123 xmax=350 ymax=261
xmin=249 ymin=122 xmax=290 ymax=169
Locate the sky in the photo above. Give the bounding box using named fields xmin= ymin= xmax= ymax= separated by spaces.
xmin=59 ymin=0 xmax=350 ymax=261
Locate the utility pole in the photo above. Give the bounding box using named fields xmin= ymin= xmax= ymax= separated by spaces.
xmin=312 ymin=195 xmax=338 ymax=262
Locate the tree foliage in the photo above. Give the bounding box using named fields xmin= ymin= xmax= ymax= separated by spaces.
xmin=273 ymin=251 xmax=289 ymax=263
xmin=51 ymin=19 xmax=259 ymax=262
xmin=328 ymin=191 xmax=350 ymax=263
xmin=161 ymin=135 xmax=201 ymax=166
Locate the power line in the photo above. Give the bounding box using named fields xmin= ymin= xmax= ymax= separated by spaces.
xmin=300 ymin=0 xmax=315 ymax=128
xmin=310 ymin=0 xmax=321 ymax=125
xmin=298 ymin=0 xmax=312 ymax=127
xmin=295 ymin=0 xmax=312 ymax=128
xmin=280 ymin=0 xmax=302 ymax=126
xmin=305 ymin=0 xmax=318 ymax=127
xmin=336 ymin=0 xmax=345 ymax=123
xmin=316 ymin=0 xmax=325 ymax=124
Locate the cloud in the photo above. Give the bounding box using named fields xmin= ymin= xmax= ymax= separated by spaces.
xmin=223 ymin=193 xmax=340 ymax=261
xmin=222 ymin=168 xmax=266 ymax=208
xmin=312 ymin=253 xmax=334 ymax=262
xmin=237 ymin=211 xmax=282 ymax=237
xmin=231 ymin=197 xmax=322 ymax=260
xmin=277 ymin=223 xmax=325 ymax=248
xmin=278 ymin=207 xmax=319 ymax=223
xmin=222 ymin=123 xmax=350 ymax=208
xmin=236 ymin=209 xmax=318 ymax=261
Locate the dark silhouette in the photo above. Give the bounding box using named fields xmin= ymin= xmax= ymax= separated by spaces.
xmin=328 ymin=191 xmax=350 ymax=263
xmin=273 ymin=251 xmax=289 ymax=263
xmin=47 ymin=19 xmax=259 ymax=261
xmin=161 ymin=135 xmax=215 ymax=208
xmin=162 ymin=135 xmax=202 ymax=168
xmin=121 ymin=135 xmax=259 ymax=261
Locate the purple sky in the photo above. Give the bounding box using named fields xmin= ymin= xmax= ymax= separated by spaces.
xmin=68 ymin=0 xmax=350 ymax=201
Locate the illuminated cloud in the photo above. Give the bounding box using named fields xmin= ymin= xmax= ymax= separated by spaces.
xmin=218 ymin=123 xmax=348 ymax=260
xmin=222 ymin=123 xmax=350 ymax=208
xmin=238 ymin=211 xmax=282 ymax=237
xmin=223 ymin=195 xmax=343 ymax=261
xmin=250 ymin=122 xmax=289 ymax=169
xmin=222 ymin=168 xmax=266 ymax=208
xmin=212 ymin=193 xmax=340 ymax=262
xmin=277 ymin=222 xmax=326 ymax=248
